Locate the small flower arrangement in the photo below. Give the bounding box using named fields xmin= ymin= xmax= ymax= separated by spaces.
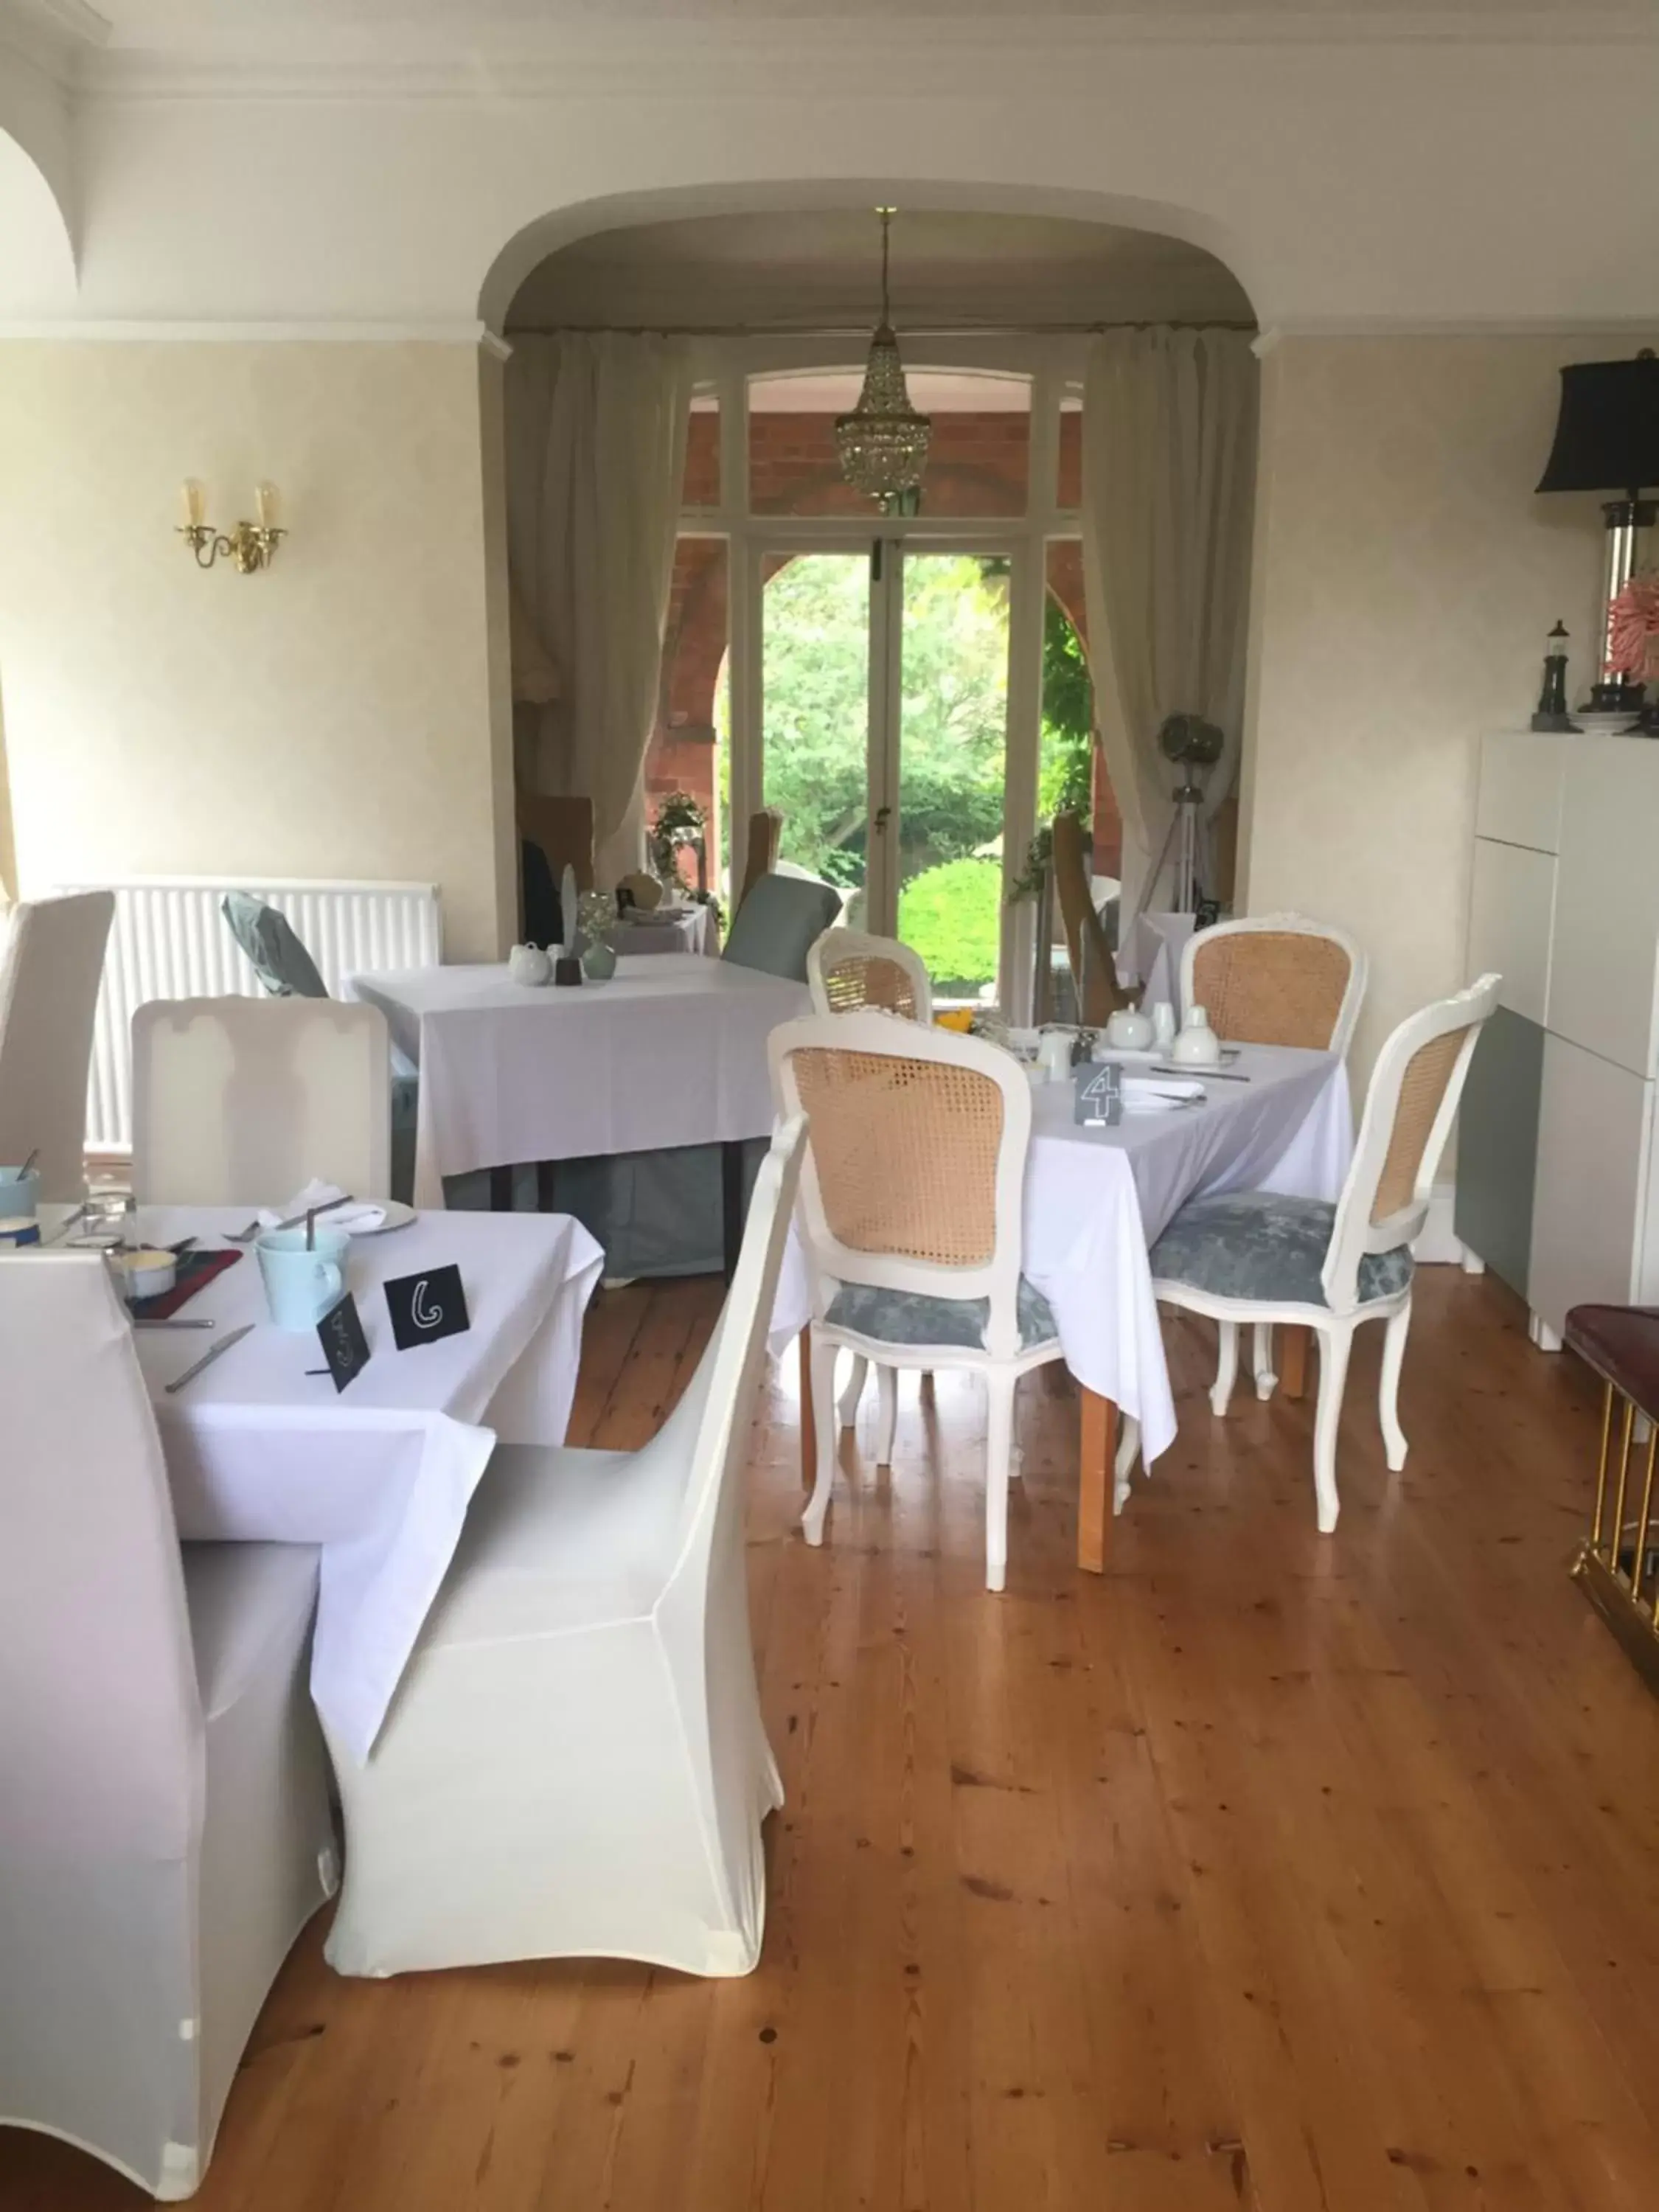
xmin=650 ymin=790 xmax=706 ymax=880
xmin=1610 ymin=573 xmax=1659 ymax=691
xmin=577 ymin=888 xmax=616 ymax=948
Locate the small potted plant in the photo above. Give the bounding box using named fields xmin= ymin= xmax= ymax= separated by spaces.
xmin=650 ymin=790 xmax=706 ymax=889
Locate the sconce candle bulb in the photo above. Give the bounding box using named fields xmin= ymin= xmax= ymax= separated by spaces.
xmin=175 ymin=479 xmax=287 ymax=574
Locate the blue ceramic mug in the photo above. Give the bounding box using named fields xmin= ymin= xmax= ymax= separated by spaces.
xmin=254 ymin=1225 xmax=350 ymax=1333
xmin=0 ymin=1166 xmax=41 ymax=1220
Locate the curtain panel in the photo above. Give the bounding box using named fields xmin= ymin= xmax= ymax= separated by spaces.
xmin=505 ymin=333 xmax=693 ymax=885
xmin=1080 ymin=327 xmax=1258 ymax=916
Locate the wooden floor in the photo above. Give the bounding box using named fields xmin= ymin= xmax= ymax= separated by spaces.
xmin=14 ymin=1266 xmax=1659 ymax=2211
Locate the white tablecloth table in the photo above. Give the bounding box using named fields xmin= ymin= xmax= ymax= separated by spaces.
xmin=774 ymin=1043 xmax=1352 ymax=1534
xmin=118 ymin=1204 xmax=603 ymax=1761
xmin=1115 ymin=909 xmax=1197 ymax=1013
xmin=347 ymin=955 xmax=810 ymax=1208
xmin=612 ymin=905 xmax=717 ymax=957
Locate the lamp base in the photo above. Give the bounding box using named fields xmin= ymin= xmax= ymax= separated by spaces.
xmin=1531 ymin=711 xmax=1582 ymax=732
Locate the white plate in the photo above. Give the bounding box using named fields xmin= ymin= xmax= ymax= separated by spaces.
xmin=354 ymin=1200 xmax=417 ymax=1236
xmin=1090 ymin=1044 xmax=1165 ymax=1065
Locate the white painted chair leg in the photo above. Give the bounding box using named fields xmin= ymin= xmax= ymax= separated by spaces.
xmin=1311 ymin=1324 xmax=1352 ymax=1534
xmin=837 ymin=1353 xmax=868 ymax=1428
xmin=1379 ymin=1300 xmax=1412 ymax=1472
xmin=1252 ymin=1321 xmax=1278 ymax=1401
xmin=875 ymin=1363 xmax=899 ymax=1468
xmin=984 ymin=1369 xmax=1018 ymax=1593
xmin=1210 ymin=1318 xmax=1239 ymax=1416
xmin=803 ymin=1335 xmax=841 ymax=1545
xmin=1113 ymin=1413 xmax=1141 ymax=1514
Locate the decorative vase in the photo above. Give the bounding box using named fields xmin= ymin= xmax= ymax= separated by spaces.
xmin=582 ymin=938 xmax=616 ymax=982
xmin=1170 ymin=1004 xmax=1222 ymax=1067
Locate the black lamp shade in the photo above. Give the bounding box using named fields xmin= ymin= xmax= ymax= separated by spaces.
xmin=1537 ymin=355 xmax=1659 ymax=495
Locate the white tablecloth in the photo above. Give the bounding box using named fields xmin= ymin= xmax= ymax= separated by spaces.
xmin=347 ymin=955 xmax=810 ymax=1206
xmin=1116 ymin=909 xmax=1197 ymax=1013
xmin=774 ymin=1043 xmax=1352 ymax=1470
xmin=124 ymin=1204 xmax=603 ymax=1761
xmin=612 ymin=905 xmax=717 ymax=957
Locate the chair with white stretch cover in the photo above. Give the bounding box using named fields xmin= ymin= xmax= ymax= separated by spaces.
xmin=0 ymin=1253 xmax=335 ymax=2201
xmin=1179 ymin=912 xmax=1369 ymax=1405
xmin=1145 ymin=975 xmax=1499 ymax=1532
xmin=0 ymin=890 xmax=114 ymax=1200
xmin=771 ymin=1012 xmax=1065 ymax=1593
xmin=807 ymin=928 xmax=933 ymax=1024
xmin=131 ymin=996 xmax=392 ymax=1206
xmin=806 ymin=932 xmax=934 ymax=1426
xmin=323 ymin=1116 xmax=808 ymax=1980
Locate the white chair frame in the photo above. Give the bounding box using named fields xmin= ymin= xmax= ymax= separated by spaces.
xmin=806 ymin=927 xmax=933 ymax=1025
xmin=1144 ymin=975 xmax=1499 ymax=1533
xmin=1180 ymin=911 xmax=1369 ymax=1403
xmin=771 ymin=1010 xmax=1064 ymax=1591
xmin=1179 ymin=910 xmax=1368 ymax=1060
xmin=0 ymin=891 xmax=114 ymax=1200
xmin=805 ymin=931 xmax=934 ymax=1425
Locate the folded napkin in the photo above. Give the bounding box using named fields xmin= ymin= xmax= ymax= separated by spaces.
xmin=257 ymin=1179 xmax=387 ymax=1234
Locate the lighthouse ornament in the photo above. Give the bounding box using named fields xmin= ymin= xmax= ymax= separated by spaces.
xmin=1531 ymin=619 xmax=1579 ymax=733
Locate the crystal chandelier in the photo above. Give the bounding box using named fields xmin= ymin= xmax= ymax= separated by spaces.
xmin=835 ymin=207 xmax=932 ymax=513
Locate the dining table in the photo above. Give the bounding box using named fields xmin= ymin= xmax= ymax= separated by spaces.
xmin=611 ymin=904 xmax=718 ymax=957
xmin=44 ymin=1201 xmax=604 ymax=1762
xmin=346 ymin=953 xmax=810 ymax=1270
xmin=772 ymin=1040 xmax=1353 ymax=1573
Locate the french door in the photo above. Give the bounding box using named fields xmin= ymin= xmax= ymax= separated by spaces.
xmin=744 ymin=534 xmax=1029 ymax=1007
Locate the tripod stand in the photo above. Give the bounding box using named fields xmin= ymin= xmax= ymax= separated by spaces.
xmin=1144 ymin=775 xmax=1206 ymax=914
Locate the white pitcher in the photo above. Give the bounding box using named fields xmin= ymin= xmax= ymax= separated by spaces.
xmin=508 ymin=942 xmax=552 ymax=987
xmin=1170 ymin=1004 xmax=1222 ymax=1067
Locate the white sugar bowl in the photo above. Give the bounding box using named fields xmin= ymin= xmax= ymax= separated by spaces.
xmin=1170 ymin=1004 xmax=1222 ymax=1067
xmin=1105 ymin=1005 xmax=1154 ymax=1051
xmin=508 ymin=942 xmax=552 ymax=987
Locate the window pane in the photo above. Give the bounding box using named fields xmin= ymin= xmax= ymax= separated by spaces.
xmin=896 ymin=552 xmax=1009 ymax=1005
xmin=683 ymin=392 xmax=720 ymax=509
xmin=748 ymin=368 xmax=1030 ymax=518
xmin=1057 ymin=397 xmax=1082 ymax=510
xmin=647 ymin=535 xmax=727 ymax=895
xmin=760 ymin=552 xmax=872 ymax=920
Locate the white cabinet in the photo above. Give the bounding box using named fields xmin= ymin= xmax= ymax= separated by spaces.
xmin=1545 ymin=740 xmax=1659 ymax=1079
xmin=1473 ymin=729 xmax=1567 ymax=853
xmin=1467 ymin=837 xmax=1554 ymax=1026
xmin=1529 ymin=1032 xmax=1659 ymax=1337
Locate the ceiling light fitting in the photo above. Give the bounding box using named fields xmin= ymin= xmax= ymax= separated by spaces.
xmin=835 ymin=208 xmax=933 ymax=515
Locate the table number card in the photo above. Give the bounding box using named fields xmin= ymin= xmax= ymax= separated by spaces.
xmin=316 ymin=1293 xmax=372 ymax=1394
xmin=1074 ymin=1062 xmax=1123 ymax=1128
xmin=384 ymin=1263 xmax=470 ymax=1352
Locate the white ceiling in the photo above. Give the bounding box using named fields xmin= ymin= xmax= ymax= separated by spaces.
xmin=507 ymin=209 xmax=1253 ymax=334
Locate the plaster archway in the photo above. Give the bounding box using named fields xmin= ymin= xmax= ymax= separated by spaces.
xmin=0 ymin=126 xmax=78 ymax=315
xmin=478 ymin=176 xmax=1258 ymax=335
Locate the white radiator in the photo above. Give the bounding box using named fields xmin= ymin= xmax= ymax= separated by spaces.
xmin=58 ymin=876 xmax=443 ymax=1154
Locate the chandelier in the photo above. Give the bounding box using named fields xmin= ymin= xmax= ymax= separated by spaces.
xmin=835 ymin=207 xmax=932 ymax=513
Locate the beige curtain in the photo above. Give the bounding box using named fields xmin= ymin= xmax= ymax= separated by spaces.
xmin=505 ymin=333 xmax=692 ymax=885
xmin=1080 ymin=327 xmax=1258 ymax=914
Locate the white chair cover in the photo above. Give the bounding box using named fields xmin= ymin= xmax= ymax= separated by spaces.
xmin=0 ymin=1252 xmax=336 ymax=2199
xmin=131 ymin=995 xmax=392 ymax=1206
xmin=0 ymin=890 xmax=114 ymax=1199
xmin=323 ymin=1116 xmax=808 ymax=1980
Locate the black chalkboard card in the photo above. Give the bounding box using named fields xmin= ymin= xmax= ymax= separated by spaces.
xmin=317 ymin=1293 xmax=372 ymax=1393
xmin=383 ymin=1262 xmax=470 ymax=1352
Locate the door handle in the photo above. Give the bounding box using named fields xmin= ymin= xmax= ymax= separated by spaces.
xmin=873 ymin=805 xmax=892 ymax=834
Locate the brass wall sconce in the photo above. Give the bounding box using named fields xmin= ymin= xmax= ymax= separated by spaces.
xmin=176 ymin=479 xmax=285 ymax=573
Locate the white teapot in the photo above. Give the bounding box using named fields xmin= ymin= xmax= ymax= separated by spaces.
xmin=508 ymin=941 xmax=552 ymax=987
xmin=1169 ymin=1004 xmax=1222 ymax=1067
xmin=1105 ymin=1005 xmax=1154 ymax=1052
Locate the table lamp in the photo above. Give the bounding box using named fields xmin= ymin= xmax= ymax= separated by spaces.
xmin=1536 ymin=350 xmax=1659 ymax=714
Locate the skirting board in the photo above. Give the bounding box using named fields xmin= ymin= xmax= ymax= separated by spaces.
xmin=1413 ymin=1180 xmax=1462 ymax=1266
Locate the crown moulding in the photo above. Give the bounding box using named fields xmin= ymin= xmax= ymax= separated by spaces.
xmin=12 ymin=13 xmax=1655 ymax=104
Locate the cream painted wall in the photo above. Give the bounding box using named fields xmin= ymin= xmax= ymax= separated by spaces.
xmin=0 ymin=340 xmax=515 ymax=959
xmin=1242 ymin=330 xmax=1657 ymax=1082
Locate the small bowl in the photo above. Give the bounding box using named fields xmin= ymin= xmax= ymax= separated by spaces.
xmin=114 ymin=1248 xmax=177 ymax=1301
xmin=0 ymin=1166 xmax=41 ymax=1220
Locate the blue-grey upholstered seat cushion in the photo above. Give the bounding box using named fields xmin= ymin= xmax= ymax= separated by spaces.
xmin=722 ymin=872 xmax=842 ymax=981
xmin=825 ymin=1276 xmax=1057 ymax=1351
xmin=1148 ymin=1190 xmax=1413 ymax=1307
xmin=221 ymin=891 xmax=328 ymax=998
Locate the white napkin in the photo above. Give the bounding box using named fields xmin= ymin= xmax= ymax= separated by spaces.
xmin=1121 ymin=1077 xmax=1205 ymax=1114
xmin=257 ymin=1179 xmax=388 ymax=1234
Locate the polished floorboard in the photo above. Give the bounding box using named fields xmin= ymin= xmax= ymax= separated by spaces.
xmin=12 ymin=1266 xmax=1659 ymax=2212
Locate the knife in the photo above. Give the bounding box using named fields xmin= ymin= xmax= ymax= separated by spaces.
xmin=164 ymin=1322 xmax=255 ymax=1395
xmin=1148 ymin=1063 xmax=1253 ymax=1083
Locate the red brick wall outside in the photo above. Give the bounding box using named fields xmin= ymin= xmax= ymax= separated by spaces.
xmin=650 ymin=410 xmax=1119 ymax=889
